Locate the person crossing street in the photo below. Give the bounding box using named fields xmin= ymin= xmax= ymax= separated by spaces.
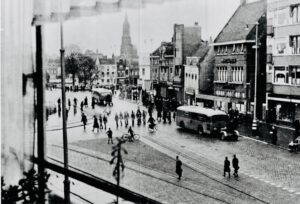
xmin=232 ymin=155 xmax=239 ymax=177
xmin=106 ymin=128 xmax=113 ymax=144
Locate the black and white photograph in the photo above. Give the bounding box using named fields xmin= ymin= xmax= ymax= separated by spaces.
xmin=1 ymin=0 xmax=300 ymax=203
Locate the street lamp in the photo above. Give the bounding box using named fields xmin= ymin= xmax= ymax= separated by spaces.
xmin=60 ymin=19 xmax=71 ymax=203
xmin=246 ymin=22 xmax=259 ymax=136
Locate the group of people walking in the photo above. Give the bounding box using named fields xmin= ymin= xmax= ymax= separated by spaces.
xmin=114 ymin=107 xmax=148 ymax=129
xmin=223 ymin=155 xmax=239 ymax=178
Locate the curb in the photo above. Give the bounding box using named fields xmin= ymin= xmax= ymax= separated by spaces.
xmin=240 ymin=134 xmax=299 ymax=153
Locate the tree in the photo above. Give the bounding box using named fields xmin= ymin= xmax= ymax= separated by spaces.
xmin=65 ymin=52 xmax=82 ymax=87
xmin=78 ymin=55 xmax=99 ymax=87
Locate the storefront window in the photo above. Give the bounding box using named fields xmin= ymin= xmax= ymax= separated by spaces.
xmin=274 ymin=66 xmax=287 ymax=84
xmin=290 ymin=66 xmax=300 ymax=85
xmin=290 ymin=35 xmax=300 ymax=54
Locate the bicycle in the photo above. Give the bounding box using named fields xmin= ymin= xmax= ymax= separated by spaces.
xmin=148 ymin=124 xmax=158 ymax=132
xmin=121 ymin=133 xmax=140 ymax=142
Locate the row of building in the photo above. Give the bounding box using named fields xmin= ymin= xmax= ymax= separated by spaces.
xmin=149 ymin=0 xmax=300 ymax=124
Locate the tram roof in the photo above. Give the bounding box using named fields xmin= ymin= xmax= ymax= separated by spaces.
xmin=177 ymin=106 xmax=227 ymax=117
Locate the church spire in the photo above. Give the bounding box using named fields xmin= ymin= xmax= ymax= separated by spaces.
xmin=120 ymin=14 xmax=138 ymax=61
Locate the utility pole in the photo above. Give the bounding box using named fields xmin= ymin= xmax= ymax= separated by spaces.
xmin=60 ymin=20 xmax=70 ymax=204
xmin=252 ymin=22 xmax=259 ymax=136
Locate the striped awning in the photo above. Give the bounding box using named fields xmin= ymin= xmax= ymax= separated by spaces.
xmin=33 ymin=0 xmax=174 ymax=25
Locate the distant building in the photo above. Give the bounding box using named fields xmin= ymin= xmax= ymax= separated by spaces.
xmin=116 ymin=58 xmax=129 ymax=89
xmin=119 ymin=14 xmax=139 ymax=86
xmin=150 ymin=22 xmax=202 ymax=104
xmin=184 ymin=42 xmax=214 ymax=106
xmin=200 ymin=0 xmax=267 ymax=117
xmin=45 ymin=58 xmax=60 ymax=79
xmin=138 ymin=53 xmax=151 ymax=91
xmin=266 ymin=0 xmax=300 ymax=123
xmin=94 ymin=56 xmax=117 ymax=88
xmin=120 ymin=14 xmax=138 ymax=63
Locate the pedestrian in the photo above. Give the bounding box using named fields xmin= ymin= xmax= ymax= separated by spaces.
xmin=115 ymin=113 xmax=119 ymax=129
xmin=80 ymin=101 xmax=84 ymax=111
xmin=131 ymin=110 xmax=135 ymax=127
xmin=103 ymin=114 xmax=108 ymax=130
xmin=173 ymin=111 xmax=176 ymax=121
xmin=68 ymin=98 xmax=71 ymax=107
xmin=81 ymin=113 xmax=87 ymax=130
xmin=92 ymin=115 xmax=99 ymax=133
xmin=157 ymin=109 xmax=162 ymax=122
xmin=148 ymin=105 xmax=153 ymax=118
xmin=223 ymin=157 xmax=231 ymax=178
xmin=92 ymin=97 xmax=95 ymax=109
xmin=167 ymin=111 xmax=172 ymax=124
xmin=73 ymin=97 xmax=77 ymax=107
xmin=66 ymin=109 xmax=69 ymax=120
xmin=163 ymin=109 xmax=167 ymax=124
xmin=232 ymin=155 xmax=239 ymax=177
xmin=107 ymin=128 xmax=113 ymax=144
xmin=124 ymin=111 xmax=129 ymax=128
xmin=175 ymin=156 xmax=183 ymax=181
xmin=270 ymin=125 xmax=277 ymax=145
xmin=119 ymin=112 xmax=124 ymax=127
xmin=142 ymin=110 xmax=147 ymax=125
xmin=84 ymin=96 xmax=88 ymax=107
xmin=99 ymin=114 xmax=103 ymax=130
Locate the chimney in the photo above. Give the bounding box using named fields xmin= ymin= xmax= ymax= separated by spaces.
xmin=240 ymin=0 xmax=246 ymax=5
xmin=194 ymin=22 xmax=199 ymax=26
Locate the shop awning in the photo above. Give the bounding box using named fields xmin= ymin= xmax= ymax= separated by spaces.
xmin=32 ymin=0 xmax=176 ymax=25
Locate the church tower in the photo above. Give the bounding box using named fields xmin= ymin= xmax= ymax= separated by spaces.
xmin=120 ymin=14 xmax=138 ymax=62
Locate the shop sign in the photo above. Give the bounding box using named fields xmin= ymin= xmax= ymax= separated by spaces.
xmin=221 ymin=58 xmax=237 ymax=64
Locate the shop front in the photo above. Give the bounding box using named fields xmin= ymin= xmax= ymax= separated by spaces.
xmin=268 ymin=97 xmax=300 ymax=123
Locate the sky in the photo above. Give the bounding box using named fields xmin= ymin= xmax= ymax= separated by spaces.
xmin=44 ymin=0 xmax=240 ymax=59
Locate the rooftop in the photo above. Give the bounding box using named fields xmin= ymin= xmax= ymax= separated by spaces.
xmin=214 ymin=0 xmax=266 ymax=43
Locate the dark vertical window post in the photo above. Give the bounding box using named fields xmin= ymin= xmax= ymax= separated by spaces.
xmin=36 ymin=25 xmax=46 ymax=204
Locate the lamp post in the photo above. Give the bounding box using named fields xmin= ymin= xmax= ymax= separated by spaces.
xmin=60 ymin=20 xmax=70 ymax=204
xmin=246 ymin=22 xmax=259 ymax=136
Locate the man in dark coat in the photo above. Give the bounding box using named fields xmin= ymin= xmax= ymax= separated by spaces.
xmin=270 ymin=126 xmax=277 ymax=145
xmin=232 ymin=155 xmax=239 ymax=177
xmin=223 ymin=157 xmax=230 ymax=178
xmin=107 ymin=128 xmax=113 ymax=144
xmin=103 ymin=114 xmax=108 ymax=130
xmin=176 ymin=156 xmax=183 ymax=181
xmin=81 ymin=113 xmax=87 ymax=130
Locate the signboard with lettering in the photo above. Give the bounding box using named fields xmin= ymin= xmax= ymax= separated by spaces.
xmin=221 ymin=58 xmax=237 ymax=64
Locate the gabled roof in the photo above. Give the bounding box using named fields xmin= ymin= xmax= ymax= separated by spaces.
xmin=189 ymin=41 xmax=210 ymax=60
xmin=214 ymin=0 xmax=266 ymax=44
xmin=150 ymin=42 xmax=173 ymax=56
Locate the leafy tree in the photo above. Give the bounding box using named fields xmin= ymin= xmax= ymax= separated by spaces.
xmin=65 ymin=52 xmax=82 ymax=87
xmin=78 ymin=55 xmax=99 ymax=87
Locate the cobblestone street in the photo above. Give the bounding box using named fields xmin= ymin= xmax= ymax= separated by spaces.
xmin=46 ymin=90 xmax=300 ymax=203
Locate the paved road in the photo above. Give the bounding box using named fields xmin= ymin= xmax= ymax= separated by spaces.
xmin=46 ymin=90 xmax=300 ymax=203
